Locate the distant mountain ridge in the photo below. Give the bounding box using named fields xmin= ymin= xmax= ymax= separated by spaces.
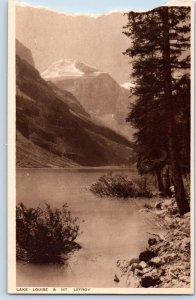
xmin=16 ymin=40 xmax=134 ymax=167
xmin=16 ymin=4 xmax=131 ymax=83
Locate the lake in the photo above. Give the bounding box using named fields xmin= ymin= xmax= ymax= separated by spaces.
xmin=16 ymin=168 xmax=157 ymax=288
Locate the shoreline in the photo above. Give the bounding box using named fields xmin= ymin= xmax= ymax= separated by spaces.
xmin=115 ymin=197 xmax=191 ymax=288
xmin=16 ymin=166 xmax=136 ymax=171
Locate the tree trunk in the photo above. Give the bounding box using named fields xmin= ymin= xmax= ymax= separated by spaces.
xmin=155 ymin=168 xmax=165 ymax=193
xmin=163 ymin=165 xmax=172 ymax=196
xmin=161 ymin=7 xmax=190 ymax=215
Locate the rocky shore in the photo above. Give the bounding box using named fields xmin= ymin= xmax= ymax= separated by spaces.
xmin=115 ymin=197 xmax=191 ymax=288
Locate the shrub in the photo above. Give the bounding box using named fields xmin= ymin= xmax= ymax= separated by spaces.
xmin=16 ymin=202 xmax=81 ymax=264
xmin=90 ymin=173 xmax=152 ymax=198
xmin=133 ymin=177 xmax=153 ymax=198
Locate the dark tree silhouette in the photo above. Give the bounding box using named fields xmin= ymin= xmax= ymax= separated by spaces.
xmin=123 ymin=6 xmax=190 ymax=215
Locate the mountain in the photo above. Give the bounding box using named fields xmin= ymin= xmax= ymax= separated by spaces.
xmin=16 ymin=4 xmax=131 ymax=83
xmin=42 ymin=59 xmax=135 ymax=140
xmin=42 ymin=59 xmax=130 ymax=115
xmin=16 ymin=39 xmax=35 ymax=67
xmin=16 ymin=41 xmax=134 ymax=167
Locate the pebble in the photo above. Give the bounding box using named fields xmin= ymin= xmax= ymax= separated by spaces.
xmin=114 ymin=275 xmax=120 ymax=283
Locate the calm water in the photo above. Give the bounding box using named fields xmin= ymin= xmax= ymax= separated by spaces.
xmin=16 ymin=168 xmax=157 ymax=288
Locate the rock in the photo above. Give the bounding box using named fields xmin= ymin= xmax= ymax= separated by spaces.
xmin=130 ymin=263 xmax=143 ymax=272
xmin=144 ymin=203 xmax=153 ymax=209
xmin=142 ymin=267 xmax=151 ymax=274
xmin=171 ymin=279 xmax=179 ymax=286
xmin=135 ymin=264 xmax=143 ymax=271
xmin=141 ymin=276 xmax=161 ymax=288
xmin=139 ymin=208 xmax=149 ymax=213
xmin=162 ymin=282 xmax=172 ymax=288
xmin=179 ymin=276 xmax=189 ymax=283
xmin=116 ymin=187 xmax=190 ymax=289
xmin=162 ymin=198 xmax=173 ymax=208
xmin=129 ymin=258 xmax=140 ymax=266
xmin=158 ymin=234 xmax=165 ymax=242
xmin=172 ymin=230 xmax=179 ymax=236
xmin=178 ymin=217 xmax=185 ymax=223
xmin=183 ymin=212 xmax=190 ymax=218
xmin=134 ymin=269 xmax=143 ymax=277
xmin=163 ymin=253 xmax=176 ymax=262
xmin=156 ymin=202 xmax=162 ymax=210
xmin=181 ymin=238 xmax=190 ymax=250
xmin=155 ymin=210 xmax=167 ymax=216
xmin=116 ymin=260 xmax=120 ymax=267
xmin=145 ymin=268 xmax=160 ymax=277
xmin=170 ymin=186 xmax=175 ymax=194
xmin=114 ymin=275 xmax=120 ymax=283
xmin=139 ymin=250 xmax=157 ymax=262
xmin=149 ymin=257 xmax=164 ymax=267
xmin=169 ymin=208 xmax=179 ymax=216
xmin=140 ymin=261 xmax=147 ymax=268
xmin=165 ymin=215 xmax=173 ymax=224
xmin=148 ymin=238 xmax=157 ymax=246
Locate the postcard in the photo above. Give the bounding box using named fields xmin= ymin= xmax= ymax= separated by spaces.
xmin=8 ymin=0 xmax=194 ymax=294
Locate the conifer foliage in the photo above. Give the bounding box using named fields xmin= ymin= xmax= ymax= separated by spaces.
xmin=123 ymin=6 xmax=191 ymax=215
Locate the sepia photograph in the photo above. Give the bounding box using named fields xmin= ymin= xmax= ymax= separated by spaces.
xmin=8 ymin=0 xmax=194 ymax=294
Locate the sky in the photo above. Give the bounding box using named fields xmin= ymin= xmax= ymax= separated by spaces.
xmin=16 ymin=0 xmax=167 ymax=14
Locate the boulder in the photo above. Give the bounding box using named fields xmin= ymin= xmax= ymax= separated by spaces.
xmin=130 ymin=263 xmax=143 ymax=272
xmin=156 ymin=202 xmax=162 ymax=210
xmin=134 ymin=269 xmax=143 ymax=277
xmin=139 ymin=250 xmax=157 ymax=262
xmin=148 ymin=238 xmax=157 ymax=246
xmin=141 ymin=276 xmax=161 ymax=288
xmin=129 ymin=258 xmax=140 ymax=266
xmin=149 ymin=257 xmax=164 ymax=267
xmin=140 ymin=261 xmax=147 ymax=269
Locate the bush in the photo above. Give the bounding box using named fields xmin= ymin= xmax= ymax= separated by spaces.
xmin=90 ymin=173 xmax=152 ymax=198
xmin=16 ymin=202 xmax=81 ymax=264
xmin=133 ymin=177 xmax=153 ymax=198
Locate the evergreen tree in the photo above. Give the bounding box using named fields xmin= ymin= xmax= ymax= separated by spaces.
xmin=123 ymin=6 xmax=190 ymax=215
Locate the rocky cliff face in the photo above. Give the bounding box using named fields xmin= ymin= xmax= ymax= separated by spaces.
xmin=16 ymin=4 xmax=131 ymax=83
xmin=16 ymin=42 xmax=134 ymax=167
xmin=42 ymin=59 xmax=128 ymax=115
xmin=42 ymin=59 xmax=135 ymax=140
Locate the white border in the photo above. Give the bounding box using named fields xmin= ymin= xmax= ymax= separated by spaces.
xmin=8 ymin=0 xmax=194 ymax=294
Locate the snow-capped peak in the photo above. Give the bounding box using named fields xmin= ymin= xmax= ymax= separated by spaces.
xmin=42 ymin=59 xmax=101 ymax=80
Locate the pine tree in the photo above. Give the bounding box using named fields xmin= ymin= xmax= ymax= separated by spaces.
xmin=123 ymin=6 xmax=191 ymax=215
